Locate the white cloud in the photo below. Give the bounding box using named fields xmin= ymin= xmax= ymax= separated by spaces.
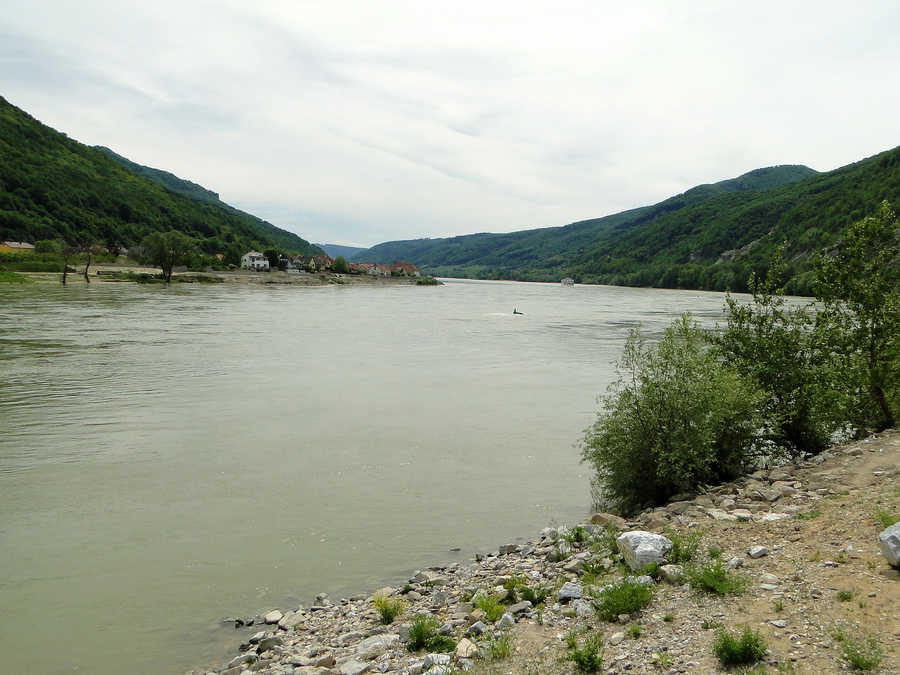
xmin=2 ymin=0 xmax=899 ymax=246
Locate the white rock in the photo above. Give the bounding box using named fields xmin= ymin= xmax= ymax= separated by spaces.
xmin=878 ymin=522 xmax=900 ymax=567
xmin=659 ymin=564 xmax=684 ymax=584
xmin=357 ymin=633 xmax=399 ymax=660
xmin=264 ymin=610 xmax=284 ymax=624
xmin=339 ymin=659 xmax=371 ymax=675
xmin=557 ymin=581 xmax=583 ymax=602
xmin=455 ymin=638 xmax=478 ymax=659
xmin=608 ymin=631 xmax=625 ymax=645
xmin=748 ymin=545 xmax=769 ymax=558
xmin=616 ymin=531 xmax=673 ymax=571
xmin=423 ymin=653 xmax=451 ymax=669
xmin=707 ymin=509 xmax=738 ymax=521
xmin=732 ymin=509 xmax=753 ymax=522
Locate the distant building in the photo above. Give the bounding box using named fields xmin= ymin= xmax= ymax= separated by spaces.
xmin=241 ymin=251 xmax=269 ymax=270
xmin=1 ymin=241 xmax=35 ymax=254
xmin=561 ymin=277 xmax=575 ymax=286
xmin=390 ymin=261 xmax=421 ymax=277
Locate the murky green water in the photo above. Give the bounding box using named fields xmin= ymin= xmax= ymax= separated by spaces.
xmin=0 ymin=279 xmax=734 ymax=673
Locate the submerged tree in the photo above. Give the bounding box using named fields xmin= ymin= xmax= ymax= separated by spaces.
xmin=140 ymin=230 xmax=197 ymax=283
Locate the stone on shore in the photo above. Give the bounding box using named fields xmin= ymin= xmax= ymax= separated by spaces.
xmin=455 ymin=637 xmax=478 ymax=659
xmin=557 ymin=581 xmax=583 ymax=602
xmin=590 ymin=513 xmax=627 ymax=529
xmin=748 ymin=545 xmax=769 ymax=558
xmin=264 ymin=609 xmax=283 ymax=624
xmin=616 ymin=531 xmax=673 ymax=571
xmin=338 ymin=659 xmax=371 ymax=675
xmin=878 ymin=522 xmax=900 ymax=567
xmin=357 ymin=633 xmax=399 ymax=660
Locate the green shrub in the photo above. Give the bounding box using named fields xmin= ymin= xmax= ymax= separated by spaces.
xmin=593 ymin=579 xmax=654 ymax=621
xmin=487 ymin=631 xmax=513 ymax=660
xmin=474 ymin=594 xmax=505 ymax=622
xmin=665 ymin=528 xmax=702 ymax=563
xmin=582 ymin=315 xmax=763 ymax=513
xmin=565 ymin=631 xmax=604 ymax=672
xmin=372 ymin=591 xmax=405 ymax=624
xmin=332 ymin=256 xmax=350 ymax=273
xmin=519 ymin=585 xmax=552 ymax=607
xmin=627 ymin=622 xmax=642 ymax=638
xmin=815 ymin=200 xmax=900 ymax=432
xmin=796 ymin=510 xmax=822 ymax=520
xmin=832 ymin=628 xmax=883 ymax=671
xmin=712 ymin=626 xmax=767 ymax=666
xmin=716 ymin=249 xmax=841 ymax=457
xmin=835 ymin=589 xmax=854 ymax=602
xmin=687 ymin=560 xmax=747 ymax=596
xmin=406 ymin=613 xmax=455 ymax=652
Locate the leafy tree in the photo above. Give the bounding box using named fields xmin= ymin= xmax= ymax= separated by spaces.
xmin=716 ymin=249 xmax=841 ymax=456
xmin=140 ymin=230 xmax=197 ymax=283
xmin=332 ymin=256 xmax=350 ymax=273
xmin=814 ymin=200 xmax=900 ymax=431
xmin=582 ymin=315 xmax=763 ymax=514
xmin=263 ymin=249 xmax=280 ymax=269
xmin=34 ymin=239 xmax=61 ymax=254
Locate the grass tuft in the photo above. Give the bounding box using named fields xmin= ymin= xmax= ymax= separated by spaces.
xmin=687 ymin=559 xmax=748 ymax=596
xmin=406 ymin=613 xmax=455 ymax=653
xmin=372 ymin=591 xmax=405 ymax=624
xmin=474 ymin=594 xmax=506 ymax=622
xmin=874 ymin=508 xmax=899 ymax=529
xmin=593 ymin=578 xmax=654 ymax=621
xmin=565 ymin=630 xmax=604 ymax=672
xmin=712 ymin=626 xmax=767 ymax=666
xmin=832 ymin=628 xmax=883 ymax=671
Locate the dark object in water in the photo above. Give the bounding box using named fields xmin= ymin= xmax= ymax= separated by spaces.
xmin=513 ymin=308 xmax=524 ymax=315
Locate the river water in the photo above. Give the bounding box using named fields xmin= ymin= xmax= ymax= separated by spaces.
xmin=0 ymin=279 xmax=734 ymax=673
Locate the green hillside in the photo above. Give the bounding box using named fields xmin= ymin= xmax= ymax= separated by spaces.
xmin=0 ymin=96 xmax=320 ymax=255
xmin=357 ymin=152 xmax=900 ymax=294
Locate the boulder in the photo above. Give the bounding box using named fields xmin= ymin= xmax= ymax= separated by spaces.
xmin=497 ymin=613 xmax=515 ymax=629
xmin=257 ymin=635 xmax=283 ymax=654
xmin=557 ymin=581 xmax=583 ymax=602
xmin=264 ymin=609 xmax=283 ymax=624
xmin=878 ymin=522 xmax=900 ymax=567
xmin=338 ymin=659 xmax=371 ymax=675
xmin=659 ymin=564 xmax=684 ymax=584
xmin=616 ymin=531 xmax=673 ymax=571
xmin=357 ymin=633 xmax=399 ymax=660
xmin=423 ymin=653 xmax=451 ymax=669
xmin=507 ymin=600 xmax=532 ymax=615
xmin=278 ymin=611 xmax=306 ymax=630
xmin=590 ymin=513 xmax=627 ymax=529
xmin=455 ymin=637 xmax=478 ymax=659
xmin=748 ymin=545 xmax=769 ymax=559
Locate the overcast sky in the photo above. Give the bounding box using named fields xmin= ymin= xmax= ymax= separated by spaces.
xmin=3 ymin=1 xmax=899 ymax=247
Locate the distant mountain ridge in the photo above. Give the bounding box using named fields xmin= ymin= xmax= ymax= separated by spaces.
xmin=0 ymin=96 xmax=321 ymax=255
xmin=355 ymin=152 xmax=900 ymax=294
xmin=315 ymin=243 xmax=367 ymax=259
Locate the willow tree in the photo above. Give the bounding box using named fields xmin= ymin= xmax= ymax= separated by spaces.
xmin=140 ymin=231 xmax=197 ymax=283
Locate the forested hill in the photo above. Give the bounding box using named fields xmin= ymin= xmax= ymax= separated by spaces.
xmin=357 ymin=149 xmax=900 ymax=294
xmin=0 ymin=96 xmax=321 ymax=255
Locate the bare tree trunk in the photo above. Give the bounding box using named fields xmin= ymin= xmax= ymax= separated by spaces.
xmin=83 ymin=253 xmax=91 ymax=284
xmin=61 ymin=253 xmax=70 ymax=285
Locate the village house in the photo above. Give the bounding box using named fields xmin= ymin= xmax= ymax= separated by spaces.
xmin=390 ymin=261 xmax=421 ymax=277
xmin=1 ymin=241 xmax=35 ymax=254
xmin=240 ymin=251 xmax=269 ymax=270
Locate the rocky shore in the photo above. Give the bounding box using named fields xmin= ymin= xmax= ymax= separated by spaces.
xmin=198 ymin=432 xmax=899 ymax=675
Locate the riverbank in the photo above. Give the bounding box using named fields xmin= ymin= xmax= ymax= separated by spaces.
xmin=199 ymin=431 xmax=898 ymax=675
xmin=11 ymin=265 xmax=440 ymax=287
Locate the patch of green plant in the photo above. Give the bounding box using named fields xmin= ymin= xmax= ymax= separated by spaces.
xmin=832 ymin=628 xmax=883 ymax=671
xmin=701 ymin=618 xmax=722 ymax=630
xmin=712 ymin=626 xmax=767 ymax=666
xmin=627 ymin=622 xmax=642 ymax=638
xmin=665 ymin=528 xmax=702 ymax=563
xmin=581 ymin=315 xmax=764 ymax=513
xmin=773 ymin=599 xmax=784 ymax=612
xmin=564 ymin=525 xmax=589 ymax=544
xmin=663 ymin=613 xmax=675 ymax=623
xmin=874 ymin=508 xmax=899 ymax=529
xmin=401 ymin=583 xmax=413 ymax=594
xmin=415 ymin=276 xmax=440 ymax=285
xmin=373 ymin=591 xmax=405 ymax=624
xmin=406 ymin=613 xmax=455 ymax=652
xmin=474 ymin=594 xmax=506 ymax=622
xmin=593 ymin=579 xmax=655 ymax=621
xmin=707 ymin=546 xmax=724 ymax=560
xmin=652 ymin=651 xmax=674 ymax=670
xmin=565 ymin=630 xmax=604 ymax=673
xmin=687 ymin=560 xmax=748 ymax=596
xmin=487 ymin=631 xmax=514 ymax=661
xmin=0 ymin=270 xmax=31 ymax=283
xmin=501 ymin=575 xmax=528 ymax=603
xmin=796 ymin=509 xmax=822 ymax=520
xmin=519 ymin=585 xmax=551 ymax=607
xmin=836 ymin=589 xmax=854 ymax=602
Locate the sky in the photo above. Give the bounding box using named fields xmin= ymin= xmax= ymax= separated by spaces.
xmin=3 ymin=1 xmax=900 ymax=248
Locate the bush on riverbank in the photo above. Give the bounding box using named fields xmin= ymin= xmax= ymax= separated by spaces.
xmin=584 ymin=202 xmax=899 ymax=514
xmin=582 ymin=315 xmax=763 ymax=513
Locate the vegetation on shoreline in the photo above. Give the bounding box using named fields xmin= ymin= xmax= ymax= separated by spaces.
xmin=0 ymin=96 xmax=320 ymax=257
xmin=583 ymin=201 xmax=900 ymax=514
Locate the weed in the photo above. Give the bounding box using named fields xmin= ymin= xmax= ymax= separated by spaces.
xmin=836 ymin=589 xmax=854 ymax=602
xmin=712 ymin=626 xmax=767 ymax=666
xmin=707 ymin=546 xmax=724 ymax=560
xmin=666 ymin=528 xmax=702 ymax=563
xmin=808 ymin=550 xmax=821 ymax=562
xmin=593 ymin=578 xmax=654 ymax=621
xmin=832 ymin=628 xmax=883 ymax=671
xmin=627 ymin=622 xmax=642 ymax=638
xmin=652 ymin=651 xmax=673 ymax=670
xmin=407 ymin=613 xmax=455 ymax=652
xmin=487 ymin=631 xmax=514 ymax=660
xmin=663 ymin=613 xmax=675 ymax=623
xmin=773 ymin=599 xmax=784 ymax=612
xmin=565 ymin=525 xmax=589 ymax=544
xmin=687 ymin=560 xmax=748 ymax=596
xmin=796 ymin=509 xmax=822 ymax=520
xmin=565 ymin=630 xmax=603 ymax=672
xmin=520 ymin=585 xmax=551 ymax=607
xmin=502 ymin=575 xmax=528 ymax=603
xmin=701 ymin=618 xmax=722 ymax=630
xmin=874 ymin=508 xmax=899 ymax=529
xmin=594 ymin=524 xmax=621 ymax=558
xmin=638 ymin=562 xmax=662 ymax=579
xmin=474 ymin=594 xmax=506 ymax=622
xmin=866 ymin=560 xmax=877 ymax=570
xmin=373 ymin=591 xmax=405 ymax=624
xmin=401 ymin=583 xmax=413 ymax=594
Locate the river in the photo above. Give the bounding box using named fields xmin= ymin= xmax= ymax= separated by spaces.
xmin=0 ymin=279 xmax=735 ymax=673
